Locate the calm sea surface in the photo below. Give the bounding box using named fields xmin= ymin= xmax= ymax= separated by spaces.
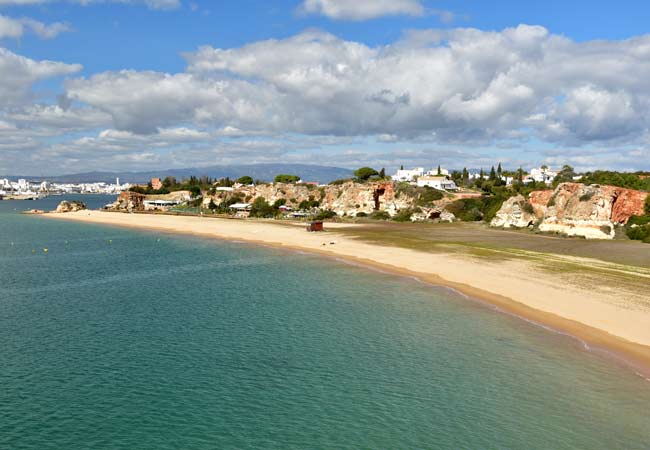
xmin=1 ymin=195 xmax=649 ymax=449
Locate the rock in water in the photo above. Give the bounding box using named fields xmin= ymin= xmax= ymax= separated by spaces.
xmin=490 ymin=195 xmax=536 ymax=229
xmin=55 ymin=200 xmax=87 ymax=213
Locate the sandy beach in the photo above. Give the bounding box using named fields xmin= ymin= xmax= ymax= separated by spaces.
xmin=44 ymin=211 xmax=650 ymax=376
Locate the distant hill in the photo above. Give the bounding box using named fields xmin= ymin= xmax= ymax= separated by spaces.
xmin=5 ymin=164 xmax=354 ymax=185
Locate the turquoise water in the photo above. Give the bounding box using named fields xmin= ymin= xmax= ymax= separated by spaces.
xmin=1 ymin=196 xmax=649 ymax=449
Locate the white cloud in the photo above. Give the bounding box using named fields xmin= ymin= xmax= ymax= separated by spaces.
xmin=0 ymin=14 xmax=70 ymax=39
xmin=6 ymin=25 xmax=650 ymax=173
xmin=298 ymin=0 xmax=425 ymax=21
xmin=0 ymin=47 xmax=81 ymax=105
xmin=74 ymin=26 xmax=650 ymax=148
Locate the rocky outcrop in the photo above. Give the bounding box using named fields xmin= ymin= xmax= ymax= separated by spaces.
xmin=204 ymin=181 xmax=443 ymax=218
xmin=532 ymin=183 xmax=647 ymax=239
xmin=110 ymin=190 xmax=192 ymax=211
xmin=528 ymin=190 xmax=553 ymax=217
xmin=55 ymin=200 xmax=86 ymax=213
xmin=490 ymin=195 xmax=536 ymax=228
xmin=490 ymin=183 xmax=648 ymax=239
xmin=111 ymin=191 xmax=146 ymax=211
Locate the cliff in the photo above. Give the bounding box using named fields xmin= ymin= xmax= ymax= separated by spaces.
xmin=491 ymin=183 xmax=648 ymax=239
xmin=205 ymin=181 xmax=453 ymax=220
xmin=490 ymin=195 xmax=536 ymax=228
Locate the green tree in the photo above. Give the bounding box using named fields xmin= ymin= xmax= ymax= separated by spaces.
xmin=645 ymin=195 xmax=650 ymax=216
xmin=273 ymin=198 xmax=286 ymax=209
xmin=553 ymin=165 xmax=576 ymax=187
xmin=274 ymin=174 xmax=301 ymax=183
xmin=354 ymin=167 xmax=379 ymax=181
xmin=489 ymin=166 xmax=497 ymax=181
xmin=437 ymin=165 xmax=441 ymax=175
xmin=188 ymin=186 xmax=202 ymax=198
xmin=379 ymin=168 xmax=386 ymax=179
xmin=236 ymin=176 xmax=254 ymax=185
xmin=497 ymin=162 xmax=502 ymax=178
xmin=162 ymin=176 xmax=177 ymax=188
xmin=462 ymin=167 xmax=469 ymax=186
xmin=250 ymin=197 xmax=275 ymax=218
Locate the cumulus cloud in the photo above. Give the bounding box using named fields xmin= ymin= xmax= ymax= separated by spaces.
xmin=67 ymin=26 xmax=650 ymax=150
xmin=0 ymin=47 xmax=81 ymax=105
xmin=6 ymin=24 xmax=650 ymax=173
xmin=0 ymin=14 xmax=70 ymax=39
xmin=298 ymin=0 xmax=425 ymax=21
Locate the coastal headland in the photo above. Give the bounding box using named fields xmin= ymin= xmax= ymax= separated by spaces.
xmin=42 ymin=210 xmax=650 ymax=378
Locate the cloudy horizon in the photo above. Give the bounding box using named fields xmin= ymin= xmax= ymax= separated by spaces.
xmin=1 ymin=0 xmax=649 ymax=175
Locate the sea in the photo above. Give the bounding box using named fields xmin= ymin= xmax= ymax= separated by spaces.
xmin=1 ymin=195 xmax=649 ymax=449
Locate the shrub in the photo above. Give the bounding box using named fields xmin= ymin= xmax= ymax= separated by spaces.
xmin=313 ymin=210 xmax=337 ymax=220
xmin=274 ymin=174 xmax=300 ymax=183
xmin=250 ymin=197 xmax=275 ymax=218
xmin=298 ymin=199 xmax=320 ymax=210
xmin=356 ymin=212 xmax=367 ymax=217
xmin=579 ymin=191 xmax=595 ymax=202
xmin=625 ymin=216 xmax=650 ymax=243
xmin=273 ymin=198 xmax=286 ymax=209
xmin=370 ymin=211 xmax=391 ymax=220
xmin=393 ymin=209 xmax=415 ymax=222
xmin=329 ymin=178 xmax=353 ymax=185
xmin=416 ymin=188 xmax=444 ymax=206
xmin=445 ymin=198 xmax=484 ymax=222
xmin=522 ymin=202 xmax=535 ymax=215
xmin=236 ymin=176 xmax=253 ymax=185
xmin=645 ymin=195 xmax=650 ymax=216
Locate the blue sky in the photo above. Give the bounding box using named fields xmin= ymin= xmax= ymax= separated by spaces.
xmin=1 ymin=0 xmax=649 ymax=174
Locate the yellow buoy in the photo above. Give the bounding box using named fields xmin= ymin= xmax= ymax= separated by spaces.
xmin=43 ymin=248 xmax=48 ymax=253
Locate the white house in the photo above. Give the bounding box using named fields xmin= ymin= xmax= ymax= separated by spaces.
xmin=416 ymin=176 xmax=458 ymax=191
xmin=527 ymin=167 xmax=557 ymax=184
xmin=392 ymin=167 xmax=424 ymax=182
xmin=426 ymin=167 xmax=450 ymax=176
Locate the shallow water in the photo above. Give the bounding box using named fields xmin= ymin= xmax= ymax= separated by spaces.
xmin=1 ymin=195 xmax=649 ymax=449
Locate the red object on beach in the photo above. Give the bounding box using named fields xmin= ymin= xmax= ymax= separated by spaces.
xmin=306 ymin=221 xmax=324 ymax=232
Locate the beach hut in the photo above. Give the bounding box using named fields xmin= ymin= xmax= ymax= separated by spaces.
xmin=306 ymin=221 xmax=324 ymax=232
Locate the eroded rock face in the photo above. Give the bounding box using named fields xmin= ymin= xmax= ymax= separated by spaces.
xmin=55 ymin=200 xmax=86 ymax=213
xmin=528 ymin=190 xmax=553 ymax=217
xmin=535 ymin=183 xmax=648 ymax=239
xmin=490 ymin=195 xmax=536 ymax=228
xmin=111 ymin=191 xmax=146 ymax=211
xmin=206 ymin=181 xmax=420 ymax=217
xmin=491 ymin=183 xmax=648 ymax=239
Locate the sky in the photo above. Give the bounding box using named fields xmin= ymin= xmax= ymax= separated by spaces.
xmin=1 ymin=0 xmax=650 ymax=175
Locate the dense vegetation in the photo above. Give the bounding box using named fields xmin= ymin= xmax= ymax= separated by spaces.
xmin=274 ymin=174 xmax=301 ymax=183
xmin=129 ymin=175 xmax=210 ymax=197
xmin=579 ymin=171 xmax=650 ymax=191
xmin=625 ymin=196 xmax=650 ymax=243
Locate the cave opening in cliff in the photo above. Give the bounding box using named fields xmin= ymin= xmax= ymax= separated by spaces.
xmin=429 ymin=211 xmax=441 ymax=219
xmin=373 ymin=188 xmax=386 ymax=210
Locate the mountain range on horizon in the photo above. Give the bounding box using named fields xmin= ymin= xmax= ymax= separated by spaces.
xmin=2 ymin=164 xmax=355 ymax=185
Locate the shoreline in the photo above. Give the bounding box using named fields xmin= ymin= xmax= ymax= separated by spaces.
xmin=42 ymin=210 xmax=650 ymax=378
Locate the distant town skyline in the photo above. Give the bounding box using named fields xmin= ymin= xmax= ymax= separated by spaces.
xmin=1 ymin=0 xmax=650 ymax=174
